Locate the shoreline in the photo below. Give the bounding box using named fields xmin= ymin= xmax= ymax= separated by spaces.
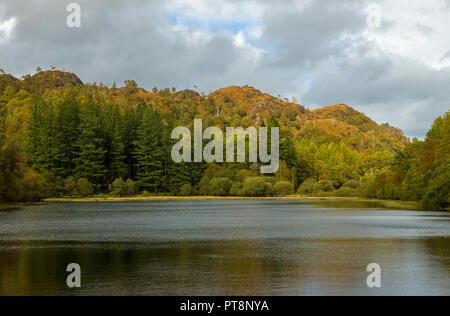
xmin=3 ymin=197 xmax=445 ymax=212
xmin=42 ymin=196 xmax=427 ymax=211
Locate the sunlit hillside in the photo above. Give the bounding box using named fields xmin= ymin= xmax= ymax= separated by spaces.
xmin=0 ymin=70 xmax=448 ymax=209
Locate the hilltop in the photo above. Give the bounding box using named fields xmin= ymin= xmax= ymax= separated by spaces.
xmin=0 ymin=70 xmax=408 ymax=154
xmin=0 ymin=70 xmax=83 ymax=93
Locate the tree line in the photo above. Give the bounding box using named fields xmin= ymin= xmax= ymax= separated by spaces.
xmin=0 ymin=73 xmax=448 ymax=210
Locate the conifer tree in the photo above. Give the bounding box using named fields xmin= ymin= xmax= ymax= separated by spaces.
xmin=54 ymin=95 xmax=80 ymax=178
xmin=133 ymin=108 xmax=164 ymax=193
xmin=73 ymin=102 xmax=107 ymax=184
xmin=109 ymin=122 xmax=128 ymax=181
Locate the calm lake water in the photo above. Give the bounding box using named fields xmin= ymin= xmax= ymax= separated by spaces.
xmin=0 ymin=200 xmax=449 ymax=296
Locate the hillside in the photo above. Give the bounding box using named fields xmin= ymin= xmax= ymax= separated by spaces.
xmin=0 ymin=71 xmax=407 ymax=150
xmin=3 ymin=69 xmax=446 ymax=210
xmin=113 ymin=84 xmax=407 ymax=153
xmin=204 ymin=86 xmax=407 ymax=152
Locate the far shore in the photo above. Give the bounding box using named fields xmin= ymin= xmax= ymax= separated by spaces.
xmin=41 ymin=196 xmax=429 ymax=211
xmin=3 ymin=197 xmax=445 ymax=212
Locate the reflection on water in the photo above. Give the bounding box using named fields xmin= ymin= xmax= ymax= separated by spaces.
xmin=0 ymin=200 xmax=449 ymax=296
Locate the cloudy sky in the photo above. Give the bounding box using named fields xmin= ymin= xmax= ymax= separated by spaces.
xmin=1 ymin=0 xmax=450 ymax=138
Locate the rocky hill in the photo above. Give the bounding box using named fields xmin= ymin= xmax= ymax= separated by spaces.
xmin=0 ymin=70 xmax=408 ymax=153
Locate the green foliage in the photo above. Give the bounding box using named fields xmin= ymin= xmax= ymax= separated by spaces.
xmin=229 ymin=182 xmax=242 ymax=196
xmin=109 ymin=123 xmax=128 ymax=181
xmin=64 ymin=177 xmax=77 ymax=197
xmin=76 ymin=178 xmax=94 ymax=197
xmin=0 ymin=69 xmax=447 ymax=208
xmin=178 ymin=183 xmax=193 ymax=196
xmin=360 ymin=112 xmax=449 ymax=209
xmin=0 ymin=135 xmax=48 ymax=202
xmin=343 ymin=180 xmax=361 ymax=190
xmin=208 ymin=178 xmax=232 ymax=196
xmin=109 ymin=178 xmax=138 ymax=197
xmin=133 ymin=108 xmax=164 ymax=193
xmin=73 ymin=101 xmax=107 ymax=183
xmin=241 ymin=177 xmax=273 ymax=197
xmin=334 ymin=186 xmax=359 ymax=197
xmin=313 ymin=180 xmax=335 ymax=193
xmin=297 ymin=178 xmax=317 ymax=195
xmin=273 ymin=181 xmax=293 ymax=196
xmin=109 ymin=178 xmax=125 ymax=196
xmin=421 ymin=164 xmax=450 ymax=210
xmin=21 ymin=169 xmax=48 ymax=202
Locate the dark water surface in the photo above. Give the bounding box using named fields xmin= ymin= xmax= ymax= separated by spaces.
xmin=0 ymin=200 xmax=449 ymax=296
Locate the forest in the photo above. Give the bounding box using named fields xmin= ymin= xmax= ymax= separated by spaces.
xmin=0 ymin=69 xmax=448 ymax=210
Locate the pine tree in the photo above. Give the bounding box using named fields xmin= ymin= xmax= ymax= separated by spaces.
xmin=133 ymin=108 xmax=164 ymax=193
xmin=122 ymin=104 xmax=140 ymax=179
xmin=54 ymin=95 xmax=80 ymax=178
xmin=73 ymin=102 xmax=107 ymax=184
xmin=110 ymin=122 xmax=127 ymax=181
xmin=27 ymin=96 xmax=57 ymax=174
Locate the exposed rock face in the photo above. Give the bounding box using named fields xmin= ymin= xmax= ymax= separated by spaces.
xmin=31 ymin=70 xmax=83 ymax=88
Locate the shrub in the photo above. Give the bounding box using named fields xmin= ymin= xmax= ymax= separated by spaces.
xmin=76 ymin=178 xmax=94 ymax=197
xmin=343 ymin=180 xmax=361 ymax=190
xmin=236 ymin=169 xmax=254 ymax=182
xmin=109 ymin=178 xmax=126 ymax=196
xmin=297 ymin=178 xmax=317 ymax=195
xmin=124 ymin=179 xmax=138 ymax=196
xmin=178 ymin=183 xmax=193 ymax=196
xmin=229 ymin=183 xmax=242 ymax=196
xmin=313 ymin=180 xmax=335 ymax=193
xmin=273 ymin=181 xmax=293 ymax=196
xmin=208 ymin=178 xmax=232 ymax=196
xmin=109 ymin=178 xmax=138 ymax=197
xmin=241 ymin=177 xmax=273 ymax=197
xmin=262 ymin=177 xmax=278 ymax=185
xmin=141 ymin=190 xmax=151 ymax=197
xmin=22 ymin=169 xmax=48 ymax=202
xmin=42 ymin=172 xmax=64 ymax=198
xmin=334 ymin=187 xmax=359 ymax=197
xmin=64 ymin=177 xmax=77 ymax=197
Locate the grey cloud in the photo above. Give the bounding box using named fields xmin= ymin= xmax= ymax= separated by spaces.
xmin=262 ymin=0 xmax=367 ymax=69
xmin=304 ymin=53 xmax=450 ymax=137
xmin=0 ymin=0 xmax=448 ymax=138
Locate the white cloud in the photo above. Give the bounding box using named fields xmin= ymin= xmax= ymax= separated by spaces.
xmin=0 ymin=17 xmax=16 ymax=43
xmin=0 ymin=0 xmax=449 ymax=138
xmin=363 ymin=0 xmax=450 ymax=70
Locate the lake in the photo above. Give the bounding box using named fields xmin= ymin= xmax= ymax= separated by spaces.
xmin=0 ymin=200 xmax=449 ymax=296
